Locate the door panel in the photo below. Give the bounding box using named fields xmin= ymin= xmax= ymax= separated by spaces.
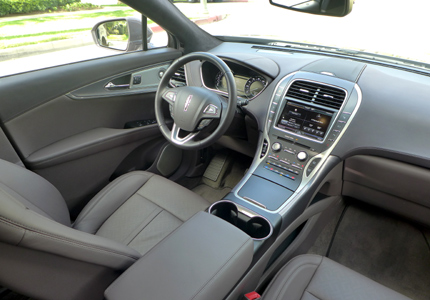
xmin=0 ymin=48 xmax=182 ymax=217
xmin=0 ymin=48 xmax=180 ymax=122
xmin=5 ymin=93 xmax=158 ymax=159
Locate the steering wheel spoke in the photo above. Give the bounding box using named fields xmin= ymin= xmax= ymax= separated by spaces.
xmin=171 ymin=123 xmax=199 ymax=145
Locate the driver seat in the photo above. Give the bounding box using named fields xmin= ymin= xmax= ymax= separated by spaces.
xmin=0 ymin=159 xmax=210 ymax=300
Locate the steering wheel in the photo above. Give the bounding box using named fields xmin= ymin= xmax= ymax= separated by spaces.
xmin=155 ymin=52 xmax=237 ymax=149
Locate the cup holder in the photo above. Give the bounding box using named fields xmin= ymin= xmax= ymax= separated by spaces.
xmin=209 ymin=201 xmax=272 ymax=240
xmin=244 ymin=216 xmax=272 ymax=240
xmin=209 ymin=201 xmax=238 ymax=226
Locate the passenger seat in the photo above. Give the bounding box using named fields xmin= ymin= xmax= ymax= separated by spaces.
xmin=262 ymin=254 xmax=410 ymax=300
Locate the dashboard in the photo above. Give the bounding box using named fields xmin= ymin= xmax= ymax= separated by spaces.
xmin=194 ymin=42 xmax=430 ymax=169
xmin=182 ymin=41 xmax=430 ymax=230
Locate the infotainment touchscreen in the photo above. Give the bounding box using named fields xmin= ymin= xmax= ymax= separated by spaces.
xmin=276 ymin=102 xmax=334 ymax=141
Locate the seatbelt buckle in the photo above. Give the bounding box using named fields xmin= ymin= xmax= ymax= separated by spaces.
xmin=244 ymin=291 xmax=261 ymax=300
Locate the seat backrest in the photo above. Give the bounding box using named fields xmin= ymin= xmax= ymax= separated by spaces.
xmin=0 ymin=159 xmax=140 ymax=300
xmin=0 ymin=159 xmax=71 ymax=225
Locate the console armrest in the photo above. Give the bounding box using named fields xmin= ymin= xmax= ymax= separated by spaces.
xmin=105 ymin=211 xmax=254 ymax=300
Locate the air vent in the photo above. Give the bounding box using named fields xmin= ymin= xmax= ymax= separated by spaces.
xmin=286 ymin=80 xmax=346 ymax=109
xmin=170 ymin=66 xmax=187 ymax=87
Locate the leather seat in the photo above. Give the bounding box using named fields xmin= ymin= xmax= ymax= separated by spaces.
xmin=262 ymin=254 xmax=410 ymax=300
xmin=0 ymin=159 xmax=210 ymax=300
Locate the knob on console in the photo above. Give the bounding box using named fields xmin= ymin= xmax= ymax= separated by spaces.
xmin=271 ymin=142 xmax=282 ymax=152
xmin=297 ymin=151 xmax=308 ymax=161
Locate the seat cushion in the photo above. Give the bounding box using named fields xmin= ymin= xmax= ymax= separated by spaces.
xmin=74 ymin=171 xmax=210 ymax=255
xmin=263 ymin=254 xmax=410 ymax=300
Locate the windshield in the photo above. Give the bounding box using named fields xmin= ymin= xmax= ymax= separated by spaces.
xmin=175 ymin=0 xmax=429 ymax=67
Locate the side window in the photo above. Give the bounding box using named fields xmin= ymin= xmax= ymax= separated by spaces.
xmin=0 ymin=3 xmax=168 ymax=77
xmin=147 ymin=18 xmax=168 ymax=49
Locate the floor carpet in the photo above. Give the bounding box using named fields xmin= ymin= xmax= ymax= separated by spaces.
xmin=309 ymin=201 xmax=430 ymax=300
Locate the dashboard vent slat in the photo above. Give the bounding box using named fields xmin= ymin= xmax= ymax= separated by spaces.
xmin=170 ymin=66 xmax=187 ymax=87
xmin=286 ymin=80 xmax=346 ymax=109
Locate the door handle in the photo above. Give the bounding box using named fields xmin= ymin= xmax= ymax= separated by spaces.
xmin=105 ymin=82 xmax=130 ymax=90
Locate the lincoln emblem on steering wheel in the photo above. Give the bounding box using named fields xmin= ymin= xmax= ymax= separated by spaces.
xmin=184 ymin=95 xmax=193 ymax=111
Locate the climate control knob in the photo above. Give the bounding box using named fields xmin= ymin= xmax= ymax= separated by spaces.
xmin=271 ymin=142 xmax=282 ymax=152
xmin=297 ymin=151 xmax=308 ymax=161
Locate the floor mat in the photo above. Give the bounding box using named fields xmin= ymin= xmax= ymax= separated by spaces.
xmin=192 ymin=151 xmax=250 ymax=204
xmin=326 ymin=203 xmax=430 ymax=300
xmin=192 ymin=185 xmax=231 ymax=204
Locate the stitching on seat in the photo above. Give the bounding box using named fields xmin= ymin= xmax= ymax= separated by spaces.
xmin=261 ymin=256 xmax=307 ymax=300
xmin=305 ymin=290 xmax=324 ymax=300
xmin=0 ymin=216 xmax=141 ymax=260
xmin=0 ymin=185 xmax=56 ymax=223
xmin=125 ymin=210 xmax=163 ymax=246
xmin=136 ymin=177 xmax=189 ymax=222
xmin=122 ymin=201 xmax=164 ymax=246
xmin=297 ymin=256 xmax=323 ymax=300
xmin=0 ymin=218 xmax=26 ymax=245
xmin=270 ymin=259 xmax=321 ymax=300
xmin=126 ymin=209 xmax=183 ymax=249
xmin=107 ymin=212 xmax=194 ymax=293
xmin=94 ymin=191 xmax=156 ymax=238
xmin=74 ymin=172 xmax=154 ymax=227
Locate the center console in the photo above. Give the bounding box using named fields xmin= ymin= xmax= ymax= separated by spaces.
xmin=232 ymin=72 xmax=360 ymax=213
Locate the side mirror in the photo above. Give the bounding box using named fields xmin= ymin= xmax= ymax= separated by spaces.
xmin=91 ymin=17 xmax=154 ymax=52
xmin=269 ymin=0 xmax=353 ymax=17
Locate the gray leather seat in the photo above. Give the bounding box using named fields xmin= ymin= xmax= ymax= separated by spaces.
xmin=263 ymin=254 xmax=410 ymax=300
xmin=0 ymin=159 xmax=210 ymax=300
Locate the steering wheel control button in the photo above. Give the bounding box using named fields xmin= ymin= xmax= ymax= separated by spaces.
xmin=197 ymin=119 xmax=212 ymax=130
xmin=306 ymin=158 xmax=322 ymax=176
xmin=164 ymin=91 xmax=176 ymax=103
xmin=203 ymin=104 xmax=218 ymax=115
xmin=297 ymin=151 xmax=308 ymax=161
xmin=271 ymin=142 xmax=282 ymax=152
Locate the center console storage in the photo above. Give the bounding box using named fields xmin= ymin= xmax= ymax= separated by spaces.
xmin=105 ymin=211 xmax=253 ymax=300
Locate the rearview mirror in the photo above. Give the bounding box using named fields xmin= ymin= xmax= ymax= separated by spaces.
xmin=269 ymin=0 xmax=353 ymax=17
xmin=91 ymin=17 xmax=154 ymax=52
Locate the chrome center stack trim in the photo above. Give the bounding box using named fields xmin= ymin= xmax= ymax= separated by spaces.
xmin=232 ymin=72 xmax=362 ymax=214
